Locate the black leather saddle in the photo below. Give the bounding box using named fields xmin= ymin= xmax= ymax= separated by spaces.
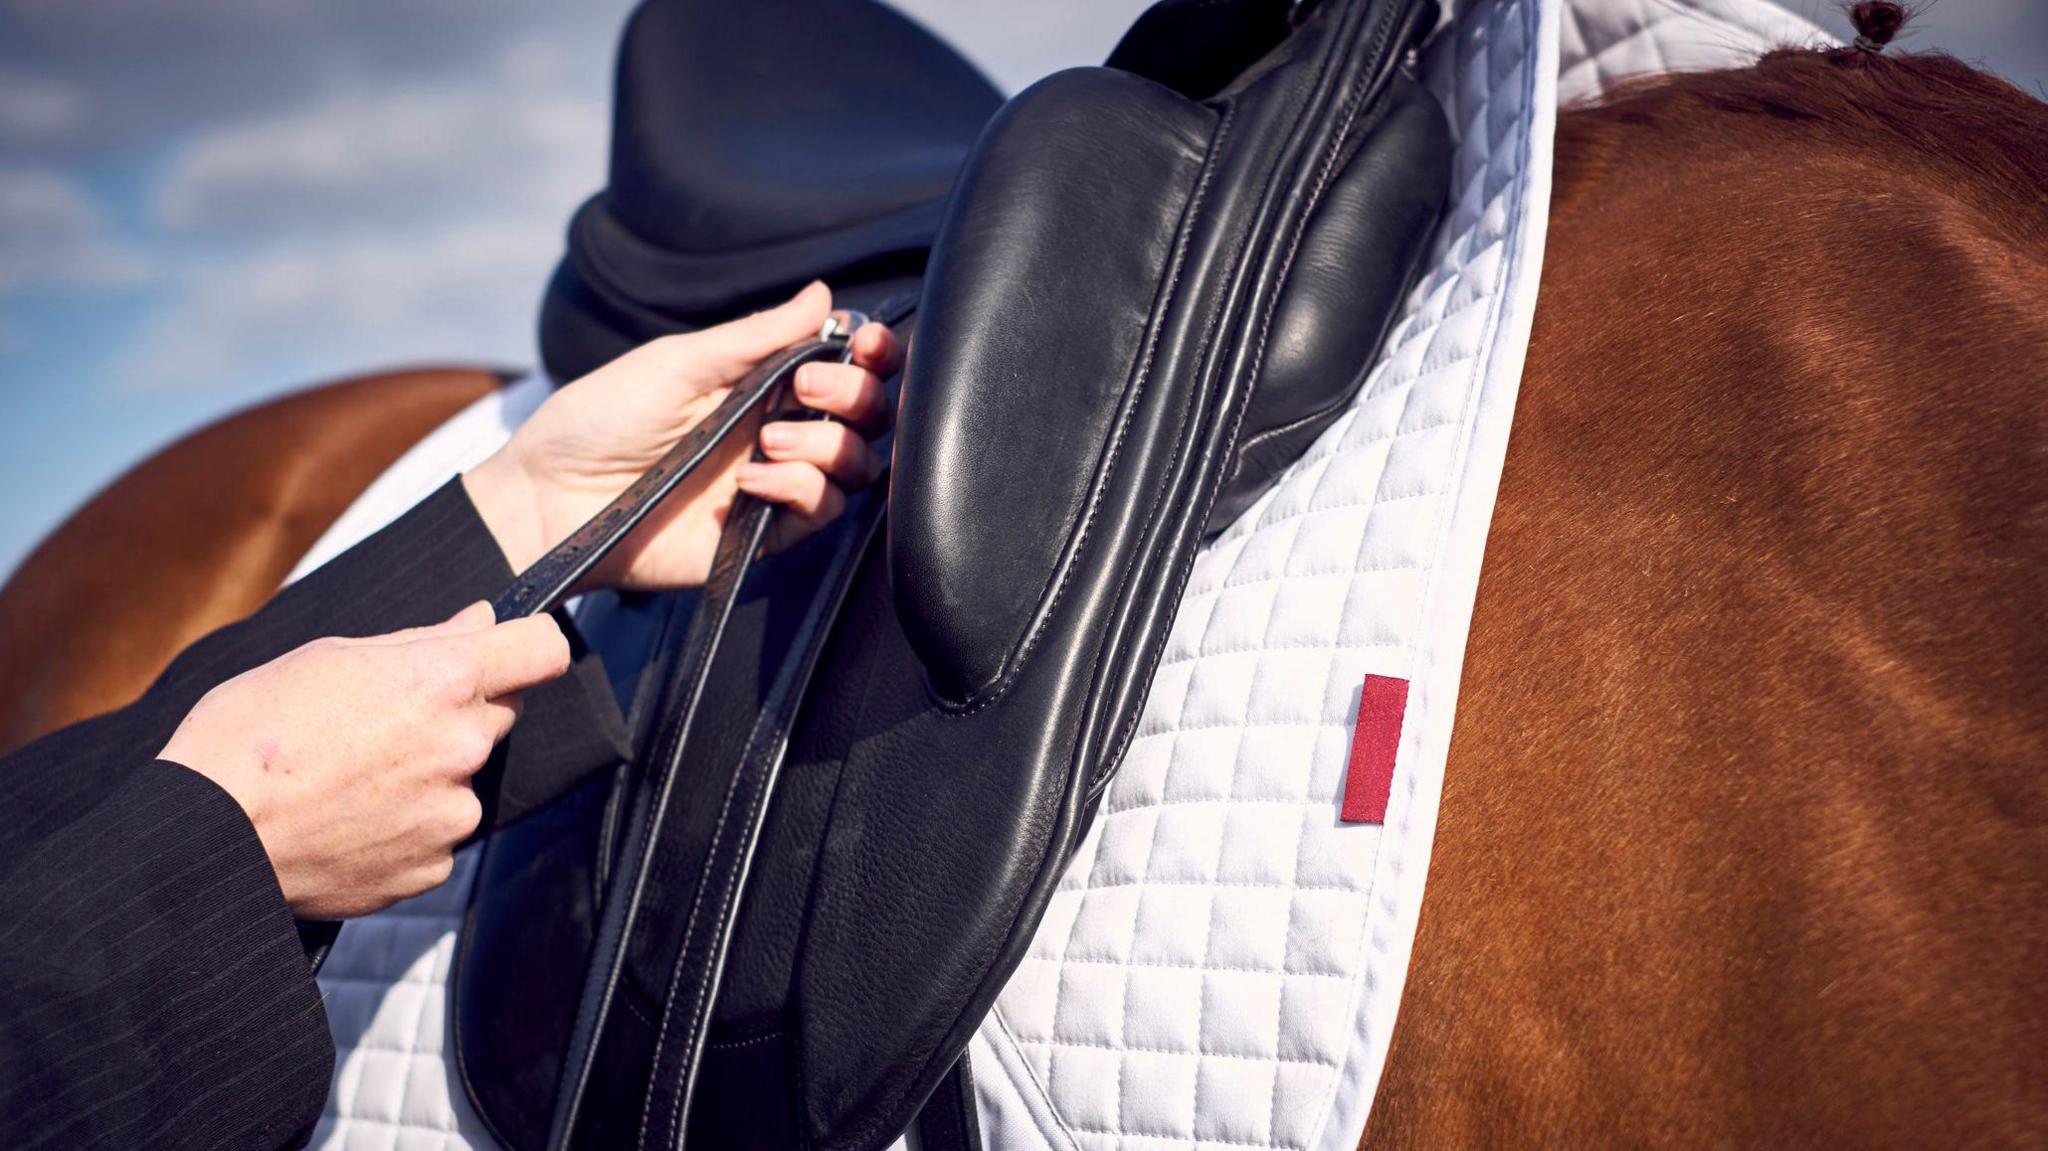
xmin=455 ymin=0 xmax=1450 ymax=1148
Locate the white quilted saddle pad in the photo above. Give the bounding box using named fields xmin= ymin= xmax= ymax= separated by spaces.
xmin=965 ymin=3 xmax=1824 ymax=1149
xmin=293 ymin=1 xmax=1823 ymax=1147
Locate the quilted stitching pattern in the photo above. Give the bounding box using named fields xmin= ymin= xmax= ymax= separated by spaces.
xmin=976 ymin=2 xmax=1541 ymax=1148
xmin=315 ymin=848 xmax=493 ymax=1151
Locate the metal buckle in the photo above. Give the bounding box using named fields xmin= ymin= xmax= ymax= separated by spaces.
xmin=819 ymin=309 xmax=871 ymax=342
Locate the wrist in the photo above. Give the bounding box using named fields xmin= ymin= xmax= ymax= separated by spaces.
xmin=464 ymin=450 xmax=548 ymax=574
xmin=160 ymin=731 xmax=274 ymax=852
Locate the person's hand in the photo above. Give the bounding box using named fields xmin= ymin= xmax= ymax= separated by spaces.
xmin=158 ymin=603 xmax=570 ymax=920
xmin=463 ymin=281 xmax=899 ymax=592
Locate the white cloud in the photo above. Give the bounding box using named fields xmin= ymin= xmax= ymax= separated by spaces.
xmin=99 ymin=34 xmax=616 ymax=392
xmin=156 ymin=41 xmax=604 ymax=238
xmin=0 ymin=0 xmax=632 ymax=162
xmin=114 ymin=216 xmax=557 ymax=389
xmin=0 ymin=167 xmax=150 ymax=293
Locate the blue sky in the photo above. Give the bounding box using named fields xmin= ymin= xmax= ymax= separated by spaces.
xmin=0 ymin=0 xmax=642 ymax=579
xmin=1 ymin=0 xmax=2043 ymax=582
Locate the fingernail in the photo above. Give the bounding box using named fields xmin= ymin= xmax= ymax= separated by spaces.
xmin=735 ymin=462 xmax=768 ymax=484
xmin=794 ymin=365 xmax=829 ymax=399
xmin=761 ymin=424 xmax=793 ymax=451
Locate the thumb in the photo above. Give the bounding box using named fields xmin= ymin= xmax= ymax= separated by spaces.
xmin=679 ymin=281 xmax=832 ymax=380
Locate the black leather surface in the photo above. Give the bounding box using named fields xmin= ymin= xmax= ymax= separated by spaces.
xmin=570 ymin=499 xmax=880 ymax=1151
xmin=454 ymin=774 xmax=616 ymax=1151
xmin=1106 ymin=0 xmax=1294 ymax=100
xmin=1207 ymin=68 xmax=1451 ymax=531
xmin=458 ymin=0 xmax=1450 ymax=1147
xmin=890 ymin=68 xmax=1213 ymax=703
xmin=701 ymin=1 xmax=1447 ymax=1147
xmin=537 ymin=0 xmax=1001 ymax=383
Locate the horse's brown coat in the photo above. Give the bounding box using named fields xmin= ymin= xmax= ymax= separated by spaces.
xmin=0 ymin=367 xmax=504 ymax=755
xmin=1364 ymin=48 xmax=2048 ymax=1148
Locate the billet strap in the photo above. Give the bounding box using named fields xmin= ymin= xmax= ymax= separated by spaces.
xmin=532 ymin=314 xmax=866 ymax=1148
xmin=491 ymin=314 xmax=865 ymax=622
xmin=638 ymin=495 xmax=885 ymax=1149
xmin=547 ymin=485 xmax=774 ymax=1149
xmin=313 ymin=318 xmax=859 ymax=983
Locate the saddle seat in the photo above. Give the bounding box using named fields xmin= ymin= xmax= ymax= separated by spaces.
xmin=538 ymin=0 xmax=1003 ymax=382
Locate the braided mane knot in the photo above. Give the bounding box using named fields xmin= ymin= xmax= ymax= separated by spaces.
xmin=1849 ymin=1 xmax=1907 ymax=54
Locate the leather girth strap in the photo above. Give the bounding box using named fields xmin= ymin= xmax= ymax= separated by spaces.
xmin=476 ymin=312 xmax=899 ymax=1150
xmin=490 ymin=304 xmax=989 ymax=1151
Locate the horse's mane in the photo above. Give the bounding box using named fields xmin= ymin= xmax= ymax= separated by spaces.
xmin=1573 ymin=25 xmax=2048 ymax=252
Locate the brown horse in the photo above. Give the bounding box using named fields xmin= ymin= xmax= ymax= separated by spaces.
xmin=1 ymin=35 xmax=2041 ymax=1150
xmin=1367 ymin=40 xmax=2048 ymax=1149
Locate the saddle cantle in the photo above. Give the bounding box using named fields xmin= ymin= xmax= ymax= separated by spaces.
xmin=536 ymin=0 xmax=1002 ymax=384
xmin=456 ymin=0 xmax=1450 ymax=1147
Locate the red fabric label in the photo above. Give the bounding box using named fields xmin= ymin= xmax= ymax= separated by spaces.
xmin=1342 ymin=675 xmax=1408 ymax=824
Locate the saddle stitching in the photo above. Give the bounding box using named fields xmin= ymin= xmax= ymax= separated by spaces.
xmin=988 ymin=1005 xmax=1086 ymax=1151
xmin=703 ymin=1024 xmax=784 ymax=1052
xmin=656 ymin=697 xmax=789 ymax=1143
xmin=1229 ymin=367 xmax=1374 ymax=458
xmin=620 ymin=993 xmax=658 ymax=1029
xmin=1027 ymin=951 xmax=1355 ymax=978
xmin=1061 ymin=1122 xmax=1310 ymax=1150
xmin=848 ymin=107 xmax=1246 ymax=1148
xmin=639 ymin=699 xmax=760 ymax=1146
xmin=643 ymin=509 xmax=875 ymax=1147
xmin=1096 ymin=0 xmax=1409 ymax=791
xmin=551 ymin=522 xmax=746 ymax=1144
xmin=1020 ymin=1039 xmax=1344 ymax=1071
xmin=1085 ymin=124 xmax=1255 ymax=789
